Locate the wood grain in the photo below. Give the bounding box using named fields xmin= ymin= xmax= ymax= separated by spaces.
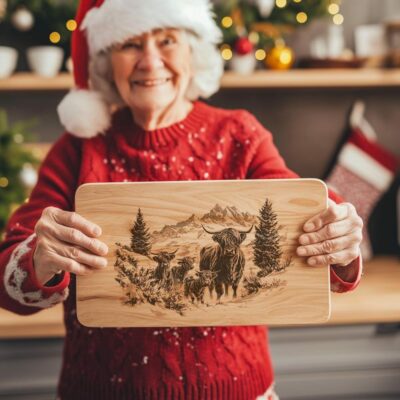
xmin=75 ymin=178 xmax=330 ymax=327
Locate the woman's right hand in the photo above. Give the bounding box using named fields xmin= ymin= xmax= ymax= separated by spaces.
xmin=33 ymin=206 xmax=109 ymax=285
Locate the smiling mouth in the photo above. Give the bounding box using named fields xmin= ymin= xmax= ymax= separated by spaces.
xmin=131 ymin=78 xmax=172 ymax=87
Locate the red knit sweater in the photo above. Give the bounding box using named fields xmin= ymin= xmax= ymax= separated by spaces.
xmin=0 ymin=100 xmax=361 ymax=400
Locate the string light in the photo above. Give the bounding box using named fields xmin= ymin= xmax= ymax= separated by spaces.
xmin=221 ymin=47 xmax=233 ymax=61
xmin=66 ymin=19 xmax=77 ymax=31
xmin=13 ymin=133 xmax=23 ymax=143
xmin=275 ymin=0 xmax=287 ymax=8
xmin=255 ymin=49 xmax=266 ymax=60
xmin=0 ymin=177 xmax=9 ymax=188
xmin=328 ymin=3 xmax=340 ymax=15
xmin=333 ymin=13 xmax=344 ymax=25
xmin=49 ymin=31 xmax=61 ymax=44
xmin=296 ymin=12 xmax=308 ymax=24
xmin=221 ymin=16 xmax=233 ymax=28
xmin=248 ymin=31 xmax=259 ymax=44
xmin=279 ymin=48 xmax=293 ymax=65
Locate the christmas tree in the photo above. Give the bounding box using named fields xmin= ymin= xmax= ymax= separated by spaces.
xmin=0 ymin=0 xmax=78 ymax=59
xmin=129 ymin=208 xmax=152 ymax=256
xmin=214 ymin=0 xmax=336 ymax=64
xmin=253 ymin=198 xmax=282 ymax=277
xmin=215 ymin=0 xmax=331 ymax=46
xmin=0 ymin=108 xmax=39 ymax=239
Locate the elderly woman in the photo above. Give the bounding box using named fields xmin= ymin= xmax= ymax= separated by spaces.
xmin=0 ymin=0 xmax=363 ymax=399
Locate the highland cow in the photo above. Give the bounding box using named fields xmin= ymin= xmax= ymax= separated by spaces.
xmin=184 ymin=270 xmax=216 ymax=304
xmin=199 ymin=225 xmax=253 ymax=300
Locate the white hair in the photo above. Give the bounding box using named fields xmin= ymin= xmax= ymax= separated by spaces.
xmin=88 ymin=30 xmax=224 ymax=106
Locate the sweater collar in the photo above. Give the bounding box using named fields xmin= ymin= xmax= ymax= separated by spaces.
xmin=110 ymin=100 xmax=208 ymax=149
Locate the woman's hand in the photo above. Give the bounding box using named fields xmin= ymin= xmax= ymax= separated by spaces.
xmin=296 ymin=200 xmax=363 ymax=282
xmin=33 ymin=206 xmax=109 ymax=285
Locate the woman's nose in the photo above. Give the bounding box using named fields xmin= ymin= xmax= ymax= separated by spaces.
xmin=136 ymin=45 xmax=164 ymax=71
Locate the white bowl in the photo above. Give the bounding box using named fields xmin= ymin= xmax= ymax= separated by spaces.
xmin=230 ymin=53 xmax=257 ymax=75
xmin=0 ymin=46 xmax=18 ymax=78
xmin=26 ymin=46 xmax=64 ymax=77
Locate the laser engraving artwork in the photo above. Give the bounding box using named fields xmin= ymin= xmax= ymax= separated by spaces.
xmin=114 ymin=199 xmax=292 ymax=316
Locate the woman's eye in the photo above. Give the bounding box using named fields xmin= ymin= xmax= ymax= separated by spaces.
xmin=161 ymin=37 xmax=176 ymax=46
xmin=121 ymin=42 xmax=141 ymax=50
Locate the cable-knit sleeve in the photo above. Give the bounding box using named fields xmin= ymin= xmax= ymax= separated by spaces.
xmin=0 ymin=132 xmax=81 ymax=315
xmin=244 ymin=112 xmax=361 ymax=293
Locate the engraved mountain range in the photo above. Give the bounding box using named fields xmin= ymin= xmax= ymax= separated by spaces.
xmin=151 ymin=204 xmax=258 ymax=241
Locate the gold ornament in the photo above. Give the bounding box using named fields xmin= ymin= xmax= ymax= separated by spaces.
xmin=264 ymin=44 xmax=294 ymax=70
xmin=0 ymin=176 xmax=9 ymax=188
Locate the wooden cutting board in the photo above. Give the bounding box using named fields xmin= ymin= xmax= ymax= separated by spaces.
xmin=75 ymin=178 xmax=330 ymax=327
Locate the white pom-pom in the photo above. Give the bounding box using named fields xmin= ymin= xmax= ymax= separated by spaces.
xmin=57 ymin=89 xmax=111 ymax=138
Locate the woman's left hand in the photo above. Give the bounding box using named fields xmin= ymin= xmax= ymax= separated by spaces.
xmin=296 ymin=200 xmax=363 ymax=280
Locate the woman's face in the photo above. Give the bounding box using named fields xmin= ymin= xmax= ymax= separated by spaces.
xmin=111 ymin=28 xmax=193 ymax=116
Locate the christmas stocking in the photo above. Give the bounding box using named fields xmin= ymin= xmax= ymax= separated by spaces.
xmin=326 ymin=101 xmax=399 ymax=260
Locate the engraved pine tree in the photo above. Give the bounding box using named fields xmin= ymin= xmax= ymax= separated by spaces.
xmin=130 ymin=208 xmax=152 ymax=256
xmin=253 ymin=199 xmax=282 ymax=277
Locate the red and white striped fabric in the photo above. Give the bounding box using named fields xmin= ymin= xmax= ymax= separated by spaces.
xmin=326 ymin=105 xmax=399 ymax=260
xmin=256 ymin=382 xmax=279 ymax=400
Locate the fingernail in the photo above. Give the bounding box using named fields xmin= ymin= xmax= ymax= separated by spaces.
xmin=299 ymin=235 xmax=309 ymax=245
xmin=100 ymin=244 xmax=108 ymax=254
xmin=101 ymin=258 xmax=108 ymax=267
xmin=304 ymin=223 xmax=314 ymax=232
xmin=297 ymin=247 xmax=306 ymax=255
xmin=308 ymin=258 xmax=316 ymax=266
xmin=93 ymin=226 xmax=101 ymax=236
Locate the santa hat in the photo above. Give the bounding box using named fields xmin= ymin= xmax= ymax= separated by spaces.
xmin=57 ymin=0 xmax=222 ymax=138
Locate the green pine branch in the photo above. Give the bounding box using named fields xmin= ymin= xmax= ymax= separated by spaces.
xmin=3 ymin=0 xmax=79 ymax=45
xmin=215 ymin=0 xmax=331 ymax=47
xmin=0 ymin=109 xmax=39 ymax=237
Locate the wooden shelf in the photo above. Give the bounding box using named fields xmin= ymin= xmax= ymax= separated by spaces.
xmin=222 ymin=69 xmax=400 ymax=88
xmin=2 ymin=70 xmax=400 ymax=91
xmin=0 ymin=256 xmax=398 ymax=338
xmin=329 ymin=256 xmax=400 ymax=325
xmin=0 ymin=72 xmax=73 ymax=91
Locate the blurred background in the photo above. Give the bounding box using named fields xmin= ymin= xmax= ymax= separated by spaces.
xmin=0 ymin=0 xmax=399 ymax=399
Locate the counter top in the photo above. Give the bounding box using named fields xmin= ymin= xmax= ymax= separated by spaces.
xmin=0 ymin=256 xmax=398 ymax=339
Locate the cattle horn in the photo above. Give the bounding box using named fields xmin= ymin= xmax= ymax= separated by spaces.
xmin=201 ymin=224 xmax=223 ymax=234
xmin=237 ymin=225 xmax=254 ymax=234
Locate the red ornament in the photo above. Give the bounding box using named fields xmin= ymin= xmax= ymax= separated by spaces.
xmin=234 ymin=37 xmax=253 ymax=55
